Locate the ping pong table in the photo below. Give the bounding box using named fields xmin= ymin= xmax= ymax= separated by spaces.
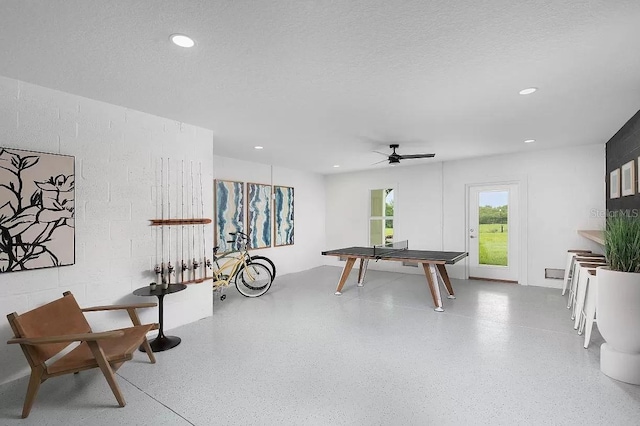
xmin=322 ymin=242 xmax=467 ymax=312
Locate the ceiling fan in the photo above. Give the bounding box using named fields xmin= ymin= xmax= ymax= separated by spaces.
xmin=374 ymin=144 xmax=436 ymax=165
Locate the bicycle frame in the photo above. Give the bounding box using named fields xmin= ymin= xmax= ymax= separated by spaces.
xmin=211 ymin=250 xmax=250 ymax=290
xmin=213 ymin=231 xmax=274 ymax=298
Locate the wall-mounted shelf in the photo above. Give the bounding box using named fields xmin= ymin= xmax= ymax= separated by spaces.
xmin=180 ymin=276 xmax=214 ymax=285
xmin=578 ymin=230 xmax=604 ymax=246
xmin=150 ymin=218 xmax=212 ymax=226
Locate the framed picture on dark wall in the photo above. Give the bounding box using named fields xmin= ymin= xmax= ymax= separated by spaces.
xmin=637 ymin=157 xmax=640 ymax=194
xmin=621 ymin=160 xmax=635 ymax=197
xmin=610 ymin=168 xmax=620 ymax=199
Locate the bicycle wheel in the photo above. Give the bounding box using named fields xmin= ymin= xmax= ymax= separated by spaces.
xmin=249 ymin=255 xmax=277 ymax=280
xmin=235 ymin=263 xmax=273 ymax=297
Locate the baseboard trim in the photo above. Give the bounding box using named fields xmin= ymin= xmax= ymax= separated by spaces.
xmin=469 ymin=276 xmax=518 ymax=284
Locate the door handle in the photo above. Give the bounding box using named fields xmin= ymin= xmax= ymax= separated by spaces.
xmin=470 ymin=236 xmax=477 ymax=239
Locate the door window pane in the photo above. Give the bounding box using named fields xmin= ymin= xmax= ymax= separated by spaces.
xmin=370 ymin=188 xmax=394 ymax=246
xmin=371 ymin=189 xmax=384 ymax=216
xmin=385 ymin=189 xmax=394 ymax=216
xmin=478 ymin=191 xmax=508 ymax=266
xmin=370 ymin=219 xmax=384 ymax=246
xmin=385 ymin=220 xmax=393 ymax=245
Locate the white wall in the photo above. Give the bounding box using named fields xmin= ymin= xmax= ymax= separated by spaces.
xmin=443 ymin=144 xmax=605 ymax=286
xmin=212 ymin=155 xmax=326 ymax=275
xmin=325 ymin=144 xmax=605 ymax=287
xmin=0 ymin=76 xmax=214 ymax=385
xmin=324 ymin=163 xmax=444 ymax=276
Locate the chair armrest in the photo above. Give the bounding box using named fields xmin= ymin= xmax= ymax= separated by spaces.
xmin=7 ymin=330 xmax=125 ymax=345
xmin=81 ymin=302 xmax=157 ymax=312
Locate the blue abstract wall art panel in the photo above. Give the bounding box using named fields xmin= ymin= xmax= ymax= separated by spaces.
xmin=247 ymin=183 xmax=272 ymax=249
xmin=274 ymin=186 xmax=294 ymax=246
xmin=215 ymin=180 xmax=245 ymax=252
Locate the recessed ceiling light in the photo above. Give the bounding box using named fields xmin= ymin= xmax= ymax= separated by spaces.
xmin=170 ymin=34 xmax=195 ymax=48
xmin=254 ymin=146 xmax=264 ymax=150
xmin=519 ymin=87 xmax=537 ymax=95
xmin=524 ymin=139 xmax=536 ymax=143
xmin=333 ymin=165 xmax=340 ymax=168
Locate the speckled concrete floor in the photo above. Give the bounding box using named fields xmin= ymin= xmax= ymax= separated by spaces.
xmin=2 ymin=266 xmax=639 ymax=425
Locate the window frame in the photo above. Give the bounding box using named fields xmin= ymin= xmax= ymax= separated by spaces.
xmin=368 ymin=187 xmax=395 ymax=246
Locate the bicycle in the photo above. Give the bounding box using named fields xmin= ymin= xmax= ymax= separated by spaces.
xmin=223 ymin=230 xmax=277 ymax=281
xmin=212 ymin=232 xmax=273 ymax=299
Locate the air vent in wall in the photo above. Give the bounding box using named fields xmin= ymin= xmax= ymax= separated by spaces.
xmin=545 ymin=268 xmax=564 ymax=280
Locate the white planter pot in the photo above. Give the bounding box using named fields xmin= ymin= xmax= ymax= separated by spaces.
xmin=596 ymin=267 xmax=640 ymax=385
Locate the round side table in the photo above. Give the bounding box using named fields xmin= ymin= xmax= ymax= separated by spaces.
xmin=133 ymin=283 xmax=187 ymax=352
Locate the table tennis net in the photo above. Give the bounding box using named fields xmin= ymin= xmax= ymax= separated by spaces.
xmin=373 ymin=240 xmax=408 ymax=257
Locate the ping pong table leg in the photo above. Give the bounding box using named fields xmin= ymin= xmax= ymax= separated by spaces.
xmin=335 ymin=258 xmax=357 ymax=295
xmin=357 ymin=259 xmax=369 ymax=286
xmin=436 ymin=264 xmax=456 ymax=299
xmin=422 ymin=263 xmax=444 ymax=312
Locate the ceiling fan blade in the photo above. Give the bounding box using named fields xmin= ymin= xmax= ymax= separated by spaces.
xmin=397 ymin=153 xmax=436 ymax=159
xmin=373 ymin=151 xmax=389 ymax=157
xmin=371 ymin=159 xmax=389 ymax=165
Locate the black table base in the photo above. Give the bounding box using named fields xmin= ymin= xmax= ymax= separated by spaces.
xmin=140 ymin=335 xmax=181 ymax=352
xmin=133 ymin=283 xmax=187 ymax=353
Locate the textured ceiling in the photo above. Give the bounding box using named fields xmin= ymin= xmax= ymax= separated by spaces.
xmin=1 ymin=0 xmax=639 ymax=174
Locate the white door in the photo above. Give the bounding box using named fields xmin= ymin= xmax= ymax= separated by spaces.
xmin=468 ymin=184 xmax=519 ymax=282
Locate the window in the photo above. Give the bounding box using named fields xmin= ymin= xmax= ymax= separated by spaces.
xmin=369 ymin=188 xmax=394 ymax=246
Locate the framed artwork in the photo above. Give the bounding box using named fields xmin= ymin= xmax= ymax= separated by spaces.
xmin=247 ymin=183 xmax=272 ymax=249
xmin=610 ymin=168 xmax=620 ymax=199
xmin=214 ymin=180 xmax=245 ymax=252
xmin=637 ymin=157 xmax=640 ymax=194
xmin=0 ymin=148 xmax=75 ymax=273
xmin=621 ymin=160 xmax=635 ymax=197
xmin=274 ymin=185 xmax=294 ymax=246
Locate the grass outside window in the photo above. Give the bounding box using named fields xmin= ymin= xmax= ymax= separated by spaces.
xmin=478 ymin=223 xmax=508 ymax=266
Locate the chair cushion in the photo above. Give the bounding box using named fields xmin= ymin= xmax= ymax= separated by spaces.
xmin=47 ymin=325 xmax=155 ymax=375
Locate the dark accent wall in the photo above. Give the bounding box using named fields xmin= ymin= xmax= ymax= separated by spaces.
xmin=606 ymin=109 xmax=640 ymax=212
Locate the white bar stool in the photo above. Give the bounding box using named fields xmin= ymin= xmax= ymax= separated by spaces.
xmin=567 ymin=253 xmax=606 ymax=310
xmin=562 ymin=250 xmax=593 ymax=296
xmin=569 ymin=258 xmax=606 ymax=318
xmin=579 ymin=269 xmax=599 ymax=348
xmin=573 ymin=263 xmax=603 ymax=329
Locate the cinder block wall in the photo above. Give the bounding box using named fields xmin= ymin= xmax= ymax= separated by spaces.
xmin=0 ymin=75 xmax=214 ymax=385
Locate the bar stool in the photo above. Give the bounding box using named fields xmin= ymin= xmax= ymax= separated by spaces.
xmin=567 ymin=254 xmax=606 ymax=309
xmin=571 ymin=259 xmax=607 ymax=323
xmin=579 ymin=269 xmax=598 ymax=348
xmin=562 ymin=250 xmax=593 ymax=296
xmin=573 ymin=263 xmax=602 ymax=328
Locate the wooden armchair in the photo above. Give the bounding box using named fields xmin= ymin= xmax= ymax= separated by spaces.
xmin=6 ymin=291 xmax=159 ymax=418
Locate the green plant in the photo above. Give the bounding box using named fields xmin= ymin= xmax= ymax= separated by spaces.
xmin=604 ymin=215 xmax=640 ymax=272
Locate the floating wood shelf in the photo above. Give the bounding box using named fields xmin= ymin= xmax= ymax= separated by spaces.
xmin=149 ymin=218 xmax=212 ymax=226
xmin=578 ymin=230 xmax=605 ymax=246
xmin=178 ymin=276 xmax=214 ymax=285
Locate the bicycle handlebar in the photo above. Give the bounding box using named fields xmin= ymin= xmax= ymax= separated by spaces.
xmin=229 ymin=231 xmax=248 ymax=237
xmin=227 ymin=230 xmax=249 ymax=248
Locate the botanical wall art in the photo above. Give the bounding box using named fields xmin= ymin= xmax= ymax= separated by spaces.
xmin=0 ymin=148 xmax=75 ymax=272
xmin=274 ymin=185 xmax=294 ymax=246
xmin=247 ymin=183 xmax=272 ymax=249
xmin=215 ymin=179 xmax=245 ymax=252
